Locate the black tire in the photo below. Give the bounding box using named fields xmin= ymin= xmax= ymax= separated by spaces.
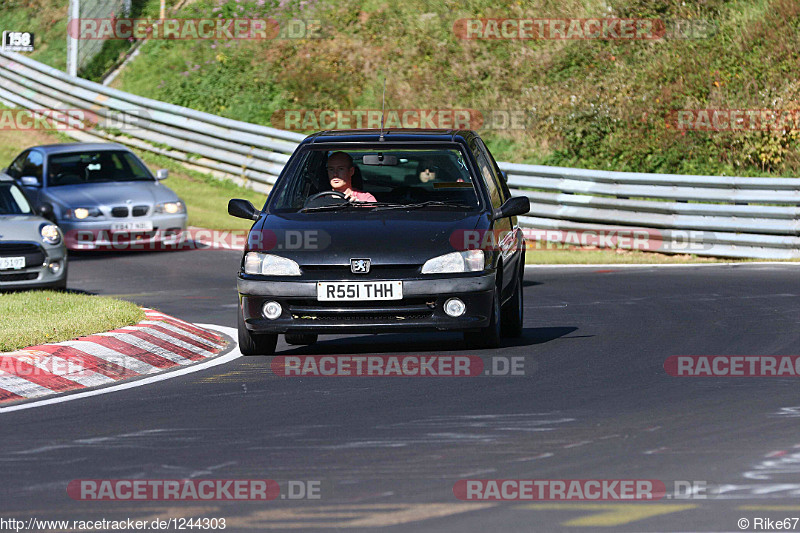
xmin=501 ymin=258 xmax=524 ymax=337
xmin=285 ymin=333 xmax=318 ymax=345
xmin=238 ymin=307 xmax=277 ymax=355
xmin=464 ymin=284 xmax=502 ymax=349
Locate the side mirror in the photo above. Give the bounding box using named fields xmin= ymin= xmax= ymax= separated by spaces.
xmin=492 ymin=196 xmax=530 ymax=220
xmin=20 ymin=176 xmax=40 ymax=187
xmin=228 ymin=198 xmax=260 ymax=221
xmin=38 ymin=202 xmax=55 ymax=221
xmin=156 ymin=169 xmax=169 ymax=180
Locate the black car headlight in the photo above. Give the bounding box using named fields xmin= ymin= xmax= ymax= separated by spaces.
xmin=244 ymin=252 xmax=301 ymax=276
xmin=421 ymin=250 xmax=484 ymax=274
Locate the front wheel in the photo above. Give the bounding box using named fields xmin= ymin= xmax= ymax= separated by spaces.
xmin=238 ymin=307 xmax=277 ymax=355
xmin=501 ymin=258 xmax=524 ymax=337
xmin=464 ymin=285 xmax=501 ymax=349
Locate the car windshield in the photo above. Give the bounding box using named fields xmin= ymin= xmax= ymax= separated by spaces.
xmin=0 ymin=183 xmax=32 ymax=215
xmin=270 ymin=148 xmax=480 ymax=212
xmin=47 ymin=150 xmax=153 ymax=186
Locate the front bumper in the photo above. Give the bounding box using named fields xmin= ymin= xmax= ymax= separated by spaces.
xmin=0 ymin=243 xmax=67 ymax=290
xmin=238 ymin=272 xmax=495 ymax=334
xmin=60 ymin=214 xmax=187 ymax=250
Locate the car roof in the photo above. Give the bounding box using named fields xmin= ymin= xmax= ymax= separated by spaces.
xmin=26 ymin=143 xmax=130 ymax=155
xmin=301 ymin=129 xmax=478 ymax=146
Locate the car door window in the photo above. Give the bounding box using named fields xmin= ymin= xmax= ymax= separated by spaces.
xmin=6 ymin=150 xmax=29 ymax=179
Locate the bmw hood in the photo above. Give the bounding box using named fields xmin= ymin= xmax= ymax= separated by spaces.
xmin=44 ymin=182 xmax=179 ymax=212
xmin=248 ymin=211 xmax=486 ymax=265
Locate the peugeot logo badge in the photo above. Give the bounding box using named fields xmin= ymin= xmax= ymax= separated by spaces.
xmin=350 ymin=258 xmax=371 ymax=274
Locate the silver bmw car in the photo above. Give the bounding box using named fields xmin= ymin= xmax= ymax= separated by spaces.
xmin=0 ymin=173 xmax=67 ymax=290
xmin=2 ymin=143 xmax=187 ymax=250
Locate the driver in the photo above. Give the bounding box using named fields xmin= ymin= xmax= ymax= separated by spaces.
xmin=326 ymin=152 xmax=376 ymax=202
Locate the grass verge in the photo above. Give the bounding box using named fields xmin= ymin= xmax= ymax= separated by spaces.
xmin=524 ymin=243 xmax=747 ymax=264
xmin=0 ymin=291 xmax=145 ymax=352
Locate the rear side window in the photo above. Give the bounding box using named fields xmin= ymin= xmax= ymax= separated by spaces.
xmin=471 ymin=140 xmax=503 ymax=208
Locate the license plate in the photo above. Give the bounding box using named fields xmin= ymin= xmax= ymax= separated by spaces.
xmin=317 ymin=281 xmax=403 ymax=301
xmin=111 ymin=221 xmax=154 ymax=231
xmin=0 ymin=256 xmax=25 ymax=270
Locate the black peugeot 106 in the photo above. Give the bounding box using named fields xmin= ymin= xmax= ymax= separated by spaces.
xmin=229 ymin=129 xmax=530 ymax=354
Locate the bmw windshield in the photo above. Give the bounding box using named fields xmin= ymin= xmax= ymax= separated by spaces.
xmin=269 ymin=148 xmax=481 ymax=212
xmin=46 ymin=150 xmax=154 ymax=186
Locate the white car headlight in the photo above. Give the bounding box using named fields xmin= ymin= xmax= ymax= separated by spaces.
xmin=40 ymin=224 xmax=62 ymax=245
xmin=155 ymin=201 xmax=185 ymax=214
xmin=244 ymin=252 xmax=301 ymax=276
xmin=421 ymin=250 xmax=485 ymax=274
xmin=64 ymin=207 xmax=101 ymax=220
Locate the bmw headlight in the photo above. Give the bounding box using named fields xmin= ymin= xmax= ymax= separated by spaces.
xmin=64 ymin=207 xmax=101 ymax=220
xmin=243 ymin=252 xmax=301 ymax=276
xmin=155 ymin=201 xmax=185 ymax=214
xmin=421 ymin=250 xmax=485 ymax=274
xmin=40 ymin=224 xmax=62 ymax=245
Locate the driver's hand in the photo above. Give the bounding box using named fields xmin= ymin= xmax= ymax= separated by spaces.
xmin=344 ymin=190 xmax=356 ymax=202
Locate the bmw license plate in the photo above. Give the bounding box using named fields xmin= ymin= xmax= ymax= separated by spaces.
xmin=0 ymin=256 xmax=25 ymax=270
xmin=111 ymin=221 xmax=154 ymax=231
xmin=317 ymin=281 xmax=403 ymax=301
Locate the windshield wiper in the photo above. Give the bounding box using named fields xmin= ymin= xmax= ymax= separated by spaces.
xmin=299 ymin=202 xmax=395 ymax=213
xmin=373 ymin=201 xmax=474 ymax=211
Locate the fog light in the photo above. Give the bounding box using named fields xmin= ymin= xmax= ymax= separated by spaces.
xmin=48 ymin=261 xmax=62 ymax=275
xmin=262 ymin=301 xmax=282 ymax=320
xmin=444 ymin=298 xmax=466 ymax=317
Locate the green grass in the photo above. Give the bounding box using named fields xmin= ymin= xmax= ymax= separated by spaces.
xmin=5 ymin=1 xmax=800 ymax=176
xmin=0 ymin=291 xmax=144 ymax=352
xmin=523 ymin=242 xmax=750 ymax=264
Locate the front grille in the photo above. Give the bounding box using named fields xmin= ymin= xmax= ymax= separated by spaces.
xmin=299 ymin=265 xmax=423 ymax=279
xmin=0 ymin=242 xmax=46 ymax=269
xmin=0 ymin=243 xmax=40 ymax=254
xmin=288 ymin=298 xmax=435 ymax=321
xmin=0 ymin=272 xmax=38 ymax=282
xmin=132 ymin=205 xmax=149 ymax=217
xmin=292 ymin=313 xmax=433 ymax=322
xmin=111 ymin=206 xmax=129 ymax=218
xmin=303 ymin=264 xmax=420 ymax=271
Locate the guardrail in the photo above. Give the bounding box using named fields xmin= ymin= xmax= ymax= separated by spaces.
xmin=2 ymin=50 xmax=799 ymax=259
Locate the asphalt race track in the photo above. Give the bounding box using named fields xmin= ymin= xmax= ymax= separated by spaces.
xmin=3 ymin=248 xmax=800 ymax=532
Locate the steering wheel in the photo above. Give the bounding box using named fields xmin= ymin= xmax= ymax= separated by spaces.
xmin=303 ymin=190 xmax=348 ymax=208
xmin=53 ymin=172 xmax=82 ymax=185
